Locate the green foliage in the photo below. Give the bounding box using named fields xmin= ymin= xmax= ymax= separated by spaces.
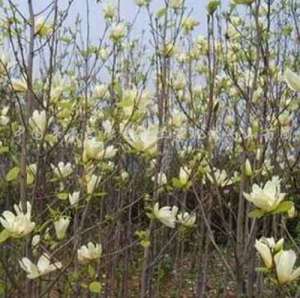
xmin=271 ymin=201 xmax=294 ymax=215
xmin=5 ymin=166 xmax=19 ymax=182
xmin=207 ymin=0 xmax=220 ymax=15
xmin=0 ymin=230 xmax=10 ymax=243
xmin=89 ymin=281 xmax=102 ymax=293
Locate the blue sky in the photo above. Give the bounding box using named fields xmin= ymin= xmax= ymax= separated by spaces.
xmin=15 ymin=0 xmax=230 ymax=40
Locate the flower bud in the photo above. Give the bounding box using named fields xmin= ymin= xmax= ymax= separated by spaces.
xmin=244 ymin=159 xmax=253 ymax=177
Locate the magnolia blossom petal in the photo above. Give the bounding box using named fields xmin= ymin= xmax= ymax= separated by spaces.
xmin=255 ymin=240 xmax=272 ymax=269
xmin=19 ymin=258 xmax=39 ymax=279
xmin=275 ymin=250 xmax=296 ymax=284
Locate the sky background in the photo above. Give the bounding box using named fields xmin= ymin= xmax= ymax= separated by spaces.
xmin=15 ymin=0 xmax=230 ymax=42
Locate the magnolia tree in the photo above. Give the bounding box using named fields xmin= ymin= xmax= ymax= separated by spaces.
xmin=0 ymin=0 xmax=299 ymax=297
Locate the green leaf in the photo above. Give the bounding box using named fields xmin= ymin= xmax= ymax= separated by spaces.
xmin=255 ymin=267 xmax=269 ymax=273
xmin=88 ymin=265 xmax=96 ymax=279
xmin=271 ymin=201 xmax=294 ymax=215
xmin=0 ymin=146 xmax=8 ymax=154
xmin=0 ymin=282 xmax=5 ymax=294
xmin=57 ymin=192 xmax=69 ymax=200
xmin=233 ymin=0 xmax=254 ymax=4
xmin=141 ymin=239 xmax=151 ymax=248
xmin=27 ymin=173 xmax=34 ymax=185
xmin=89 ymin=281 xmax=102 ymax=293
xmin=207 ymin=0 xmax=220 ymax=14
xmin=0 ymin=230 xmax=10 ymax=243
xmin=172 ymin=178 xmax=184 ymax=189
xmin=156 ymin=8 xmax=166 ymax=18
xmin=5 ymin=166 xmax=20 ymax=182
xmin=248 ymin=208 xmax=265 ymax=219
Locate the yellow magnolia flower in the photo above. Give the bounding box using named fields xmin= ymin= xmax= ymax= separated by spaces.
xmin=274 ymin=250 xmax=300 ymax=285
xmin=77 ymin=242 xmax=102 ymax=264
xmin=103 ymin=4 xmax=116 ymax=20
xmin=11 ymin=78 xmax=27 ymax=93
xmin=83 ymin=138 xmax=102 ymax=162
xmin=135 ymin=0 xmax=151 ymax=7
xmin=284 ymin=68 xmax=300 ymax=92
xmin=152 ymin=172 xmax=167 ymax=187
xmin=0 ymin=54 xmax=10 ymax=76
xmin=86 ymin=174 xmax=100 ymax=194
xmin=244 ymin=159 xmax=253 ymax=177
xmin=178 ymin=167 xmax=190 ymax=185
xmin=126 ymin=126 xmax=158 ymax=153
xmin=93 ymin=84 xmax=108 ymax=98
xmin=0 ymin=201 xmax=35 ymax=238
xmin=207 ymin=168 xmax=233 ymax=187
xmin=19 ymin=254 xmax=62 ymax=279
xmin=177 ymin=212 xmax=196 ymax=228
xmin=32 ymin=234 xmax=40 ymax=248
xmin=255 ymin=237 xmax=284 ymax=269
xmin=182 ymin=17 xmax=199 ymax=33
xmin=51 ymin=161 xmax=73 ymax=178
xmin=170 ymin=0 xmax=183 ymax=9
xmin=35 ymin=18 xmax=53 ymax=38
xmin=109 ymin=23 xmax=127 ymax=43
xmin=29 ymin=110 xmax=47 ymax=135
xmin=83 ymin=138 xmax=116 ymax=162
xmin=244 ymin=177 xmax=286 ymax=213
xmin=153 ymin=202 xmax=178 ymax=228
xmin=54 ymin=217 xmax=70 ymax=240
xmin=69 ymin=191 xmax=80 ymax=206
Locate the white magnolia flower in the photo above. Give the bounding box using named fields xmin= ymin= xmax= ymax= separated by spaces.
xmin=126 ymin=126 xmax=158 ymax=153
xmin=11 ymin=78 xmax=27 ymax=92
xmin=51 ymin=162 xmax=73 ymax=178
xmin=255 ymin=237 xmax=284 ymax=269
xmin=244 ymin=176 xmax=286 ymax=212
xmin=284 ymin=68 xmax=300 ymax=92
xmin=94 ymin=84 xmax=108 ymax=98
xmin=244 ymin=159 xmax=253 ymax=176
xmin=32 ymin=234 xmax=40 ymax=248
xmin=102 ymin=120 xmax=113 ymax=135
xmin=83 ymin=138 xmax=103 ymax=162
xmin=86 ymin=174 xmax=100 ymax=194
xmin=177 ymin=212 xmax=196 ymax=227
xmin=255 ymin=239 xmax=272 ymax=269
xmin=0 ymin=106 xmax=9 ymax=125
xmin=207 ymin=168 xmax=233 ymax=187
xmin=182 ymin=17 xmax=199 ymax=33
xmin=0 ymin=54 xmax=10 ymax=76
xmin=110 ymin=23 xmax=127 ymax=42
xmin=34 ymin=17 xmax=53 ymax=37
xmin=178 ymin=167 xmax=190 ymax=185
xmin=170 ymin=0 xmax=184 ymax=9
xmin=121 ymin=170 xmax=129 ymax=180
xmin=103 ymin=3 xmax=116 ymax=20
xmin=153 ymin=202 xmax=178 ymax=228
xmin=0 ymin=201 xmax=35 ymax=238
xmin=104 ymin=145 xmax=117 ymax=159
xmin=77 ymin=242 xmax=102 ymax=264
xmin=135 ymin=0 xmax=151 ymax=7
xmin=29 ymin=110 xmax=47 ymax=135
xmin=274 ymin=250 xmax=300 ymax=284
xmin=69 ymin=191 xmax=80 ymax=206
xmin=27 ymin=163 xmax=37 ymax=185
xmin=83 ymin=138 xmax=116 ymax=162
xmin=19 ymin=253 xmax=62 ymax=279
xmin=288 ymin=205 xmax=296 ymax=218
xmin=54 ymin=217 xmax=70 ymax=240
xmin=152 ymin=172 xmax=167 ymax=186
